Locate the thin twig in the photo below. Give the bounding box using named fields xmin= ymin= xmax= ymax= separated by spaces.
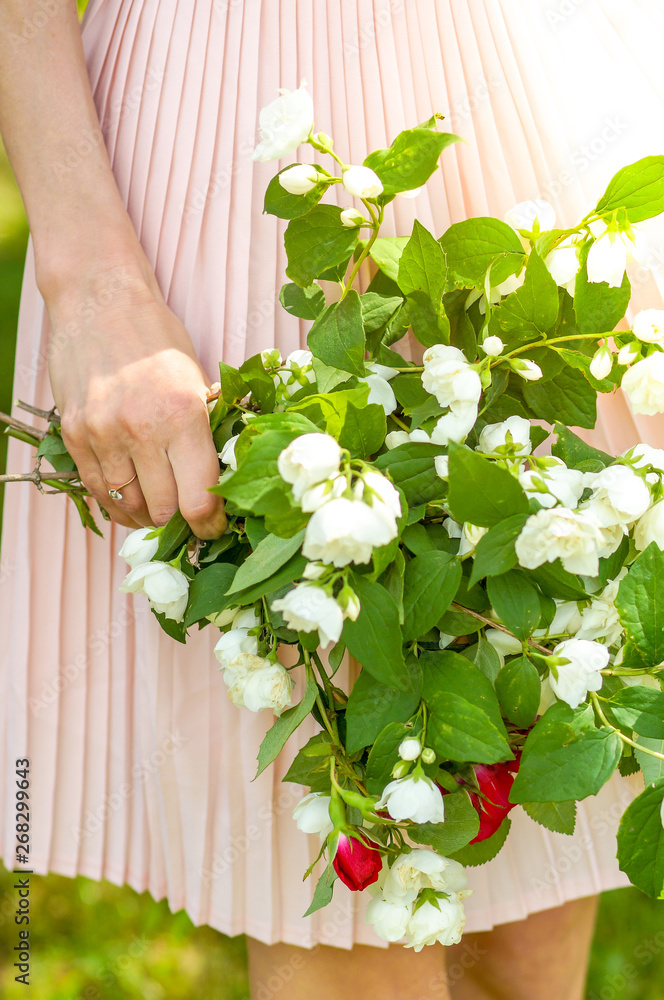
xmin=450 ymin=602 xmax=551 ymax=655
xmin=0 ymin=471 xmax=79 ymax=484
xmin=14 ymin=400 xmax=58 ymax=422
xmin=0 ymin=412 xmax=46 ymax=440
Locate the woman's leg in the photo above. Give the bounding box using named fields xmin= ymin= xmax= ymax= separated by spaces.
xmin=447 ymin=897 xmax=599 ymax=1000
xmin=247 ymin=938 xmax=451 ymax=1000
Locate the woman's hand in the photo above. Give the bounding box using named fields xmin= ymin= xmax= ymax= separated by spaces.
xmin=46 ymin=263 xmax=227 ymax=539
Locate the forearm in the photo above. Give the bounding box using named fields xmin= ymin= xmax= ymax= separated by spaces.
xmin=0 ymin=0 xmax=150 ymax=301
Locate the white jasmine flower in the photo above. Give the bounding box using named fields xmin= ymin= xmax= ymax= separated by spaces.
xmin=300 ymin=473 xmax=347 ymax=513
xmin=628 ymin=443 xmax=664 ymax=473
xmin=515 ymin=507 xmax=606 ymax=577
xmin=405 ymin=895 xmax=467 ymax=951
xmin=589 ymin=346 xmax=613 ymax=381
xmin=118 ymin=527 xmax=159 ymax=568
xmin=376 ymin=775 xmax=445 ymax=825
xmin=207 ymin=605 xmax=240 ymax=627
xmin=361 ymin=471 xmax=402 ymax=524
xmin=398 ymin=738 xmax=422 ymax=762
xmin=481 ymin=336 xmax=504 ymax=357
xmin=214 ymin=627 xmax=258 ymax=671
xmin=292 ymin=792 xmax=333 ymax=839
xmin=278 ymin=163 xmax=319 ymax=195
xmin=342 ymin=165 xmax=384 ymax=199
xmin=340 ymin=207 xmax=366 ymax=228
xmin=513 ymin=359 xmax=543 ymax=381
xmin=421 ymin=344 xmax=482 ymax=411
xmin=358 ymin=373 xmax=397 ymax=414
xmin=549 ymin=638 xmax=609 ymax=708
xmin=586 ymin=224 xmax=651 ymax=288
xmin=252 ymin=83 xmax=314 ymax=161
xmin=235 ymin=660 xmax=293 ymax=715
xmin=477 ymin=415 xmax=532 ymax=456
xmin=492 ymin=270 xmax=526 ymax=298
xmin=583 ymin=465 xmax=651 ymax=530
xmin=277 ymin=433 xmax=342 ymax=502
xmin=618 ymin=342 xmax=640 ymax=366
xmin=635 ymin=501 xmax=664 ymax=551
xmin=485 ymin=628 xmax=523 ymax=667
xmin=576 ymin=571 xmax=626 ymax=646
xmin=430 ymin=404 xmax=478 ymax=446
xmin=545 ymin=238 xmax=582 ymax=293
xmin=518 ymin=459 xmax=585 ymax=510
xmin=409 ymin=428 xmax=431 ymax=443
xmin=219 ymin=434 xmax=239 ymax=470
xmin=534 ymin=600 xmax=583 ymax=639
xmin=271 ymin=584 xmax=344 ymax=647
xmin=505 ymin=198 xmax=556 ymax=233
xmin=622 ymin=352 xmax=664 ymax=415
xmin=397 ymin=186 xmax=425 ymax=199
xmin=303 ymin=497 xmax=396 ymax=567
xmin=365 ymin=896 xmax=413 ymax=943
xmin=120 ymin=561 xmax=189 ymax=622
xmin=384 ymin=851 xmax=468 ymax=905
xmin=458 ymin=522 xmax=488 ymax=556
xmin=633 ymin=309 xmax=664 ymax=345
xmin=273 ymin=349 xmax=317 ymax=397
xmin=366 ymin=362 xmax=399 ymax=381
xmin=302 ymin=562 xmax=326 ymax=580
xmin=434 ymin=455 xmax=449 ymax=479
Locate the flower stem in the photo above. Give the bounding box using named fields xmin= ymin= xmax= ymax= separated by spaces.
xmin=449 ymin=602 xmax=551 ymax=655
xmin=590 ymin=692 xmax=664 ymax=761
xmin=341 ymin=206 xmax=383 ymax=298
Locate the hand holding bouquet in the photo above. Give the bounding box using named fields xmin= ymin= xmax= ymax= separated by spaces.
xmin=7 ymin=84 xmax=664 ymax=949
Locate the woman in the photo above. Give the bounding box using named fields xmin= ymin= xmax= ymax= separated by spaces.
xmin=1 ymin=2 xmax=662 ymax=997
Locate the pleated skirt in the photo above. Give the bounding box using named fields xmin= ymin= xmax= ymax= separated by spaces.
xmin=2 ymin=0 xmax=664 ymax=948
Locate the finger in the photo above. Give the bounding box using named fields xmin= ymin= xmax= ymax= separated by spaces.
xmin=167 ymin=410 xmax=227 ymax=539
xmin=131 ymin=448 xmax=180 ymax=528
xmin=91 ymin=445 xmax=153 ymax=528
xmin=67 ymin=447 xmax=142 ymax=529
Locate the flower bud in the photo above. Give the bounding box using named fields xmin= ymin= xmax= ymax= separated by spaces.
xmin=339 ymin=586 xmax=361 ymax=622
xmin=398 ymin=738 xmax=421 ymax=761
xmin=589 ymin=346 xmax=613 ymax=380
xmin=618 ymin=342 xmax=640 ymax=365
xmin=278 ymin=163 xmax=320 ymax=195
xmin=342 ymin=165 xmax=384 ymax=199
xmin=391 ymin=760 xmax=411 ymax=779
xmin=512 ymin=359 xmax=543 ymax=381
xmin=315 ymin=131 xmax=333 ymax=149
xmin=481 ymin=336 xmax=504 ymax=357
xmin=421 ymin=747 xmax=436 ymax=765
xmin=340 ymin=208 xmax=366 ymax=228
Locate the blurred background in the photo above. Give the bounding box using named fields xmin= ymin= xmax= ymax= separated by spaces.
xmin=1 ymin=2 xmax=663 ymax=997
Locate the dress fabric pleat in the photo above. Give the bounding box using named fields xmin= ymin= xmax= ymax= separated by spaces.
xmin=2 ymin=0 xmax=664 ymax=948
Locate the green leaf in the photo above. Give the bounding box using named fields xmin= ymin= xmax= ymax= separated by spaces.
xmin=450 ymin=816 xmax=511 ymax=867
xmin=279 ymin=282 xmax=326 ymax=320
xmin=364 ymin=126 xmax=462 ymax=197
xmin=153 ymin=511 xmax=192 ymax=561
xmin=338 ymin=400 xmax=386 ymax=458
xmin=373 ymin=442 xmax=446 ymax=506
xmin=635 ymin=738 xmax=664 ymax=784
xmin=303 ymin=867 xmax=338 ymax=917
xmin=367 ymin=237 xmax=410 ymax=281
xmin=37 ymin=432 xmax=77 ymax=472
xmin=408 ymin=790 xmax=480 ymax=854
xmin=530 ymin=561 xmax=589 ymax=601
xmin=239 ymin=353 xmax=277 ymax=412
xmin=609 ymin=686 xmax=664 ymax=739
xmin=522 ymin=364 xmax=597 ymax=429
xmin=227 ymin=530 xmax=305 ymax=595
xmin=283 ymin=732 xmax=333 ymax=792
xmin=264 ymin=168 xmax=328 ymax=219
xmin=152 ymin=608 xmax=187 ymax=644
xmin=307 ymin=291 xmax=366 ymax=377
xmin=345 ymin=670 xmax=421 ymax=755
xmin=440 ymin=217 xmax=526 ymax=288
xmin=461 ymin=637 xmax=502 ymax=684
xmin=311 ymin=357 xmax=352 ymax=394
xmin=397 ymin=219 xmax=446 ymax=304
xmin=493 ymin=251 xmax=559 ymax=339
xmin=551 ymin=422 xmax=612 ymax=469
xmin=510 ymin=718 xmax=622 ymax=803
xmin=342 ymin=576 xmax=410 ymax=691
xmin=616 ymin=778 xmax=664 ymax=898
xmin=256 ymin=673 xmax=319 ymax=777
xmin=616 ymin=543 xmax=664 ymax=668
xmin=231 ymin=552 xmax=308 ymax=605
xmin=217 ymin=361 xmax=247 ymax=405
xmin=495 ymin=655 xmax=541 ymax=728
xmin=70 ymin=493 xmax=104 ymax=537
xmin=596 ymin=156 xmax=664 ymax=223
xmin=468 ymin=513 xmax=530 ymax=588
xmin=521 ymin=800 xmax=577 ymax=836
xmin=573 ymin=244 xmax=632 ymax=335
xmin=447 ymin=442 xmax=529 ymax=527
xmin=402 ymin=551 xmax=462 ymax=642
xmin=184 ymin=563 xmax=237 ymax=627
xmin=421 ymin=651 xmax=511 ymax=764
xmin=362 ymin=292 xmax=403 ymax=353
xmin=365 ymin=722 xmax=414 ymax=794
xmin=487 ymin=570 xmax=542 ymax=640
xmin=285 ymin=205 xmax=358 ymax=287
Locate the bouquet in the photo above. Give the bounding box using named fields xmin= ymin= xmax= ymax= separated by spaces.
xmin=7 ymin=84 xmax=664 ymax=951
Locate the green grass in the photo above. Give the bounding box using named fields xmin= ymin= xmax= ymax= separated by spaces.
xmin=1 ymin=133 xmax=664 ymax=1000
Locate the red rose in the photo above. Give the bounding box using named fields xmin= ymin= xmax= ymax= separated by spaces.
xmin=332 ymin=833 xmax=383 ymax=891
xmin=470 ymin=755 xmax=521 ymax=844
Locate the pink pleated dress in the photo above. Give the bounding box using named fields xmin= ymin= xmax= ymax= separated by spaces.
xmin=2 ymin=0 xmax=664 ymax=949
